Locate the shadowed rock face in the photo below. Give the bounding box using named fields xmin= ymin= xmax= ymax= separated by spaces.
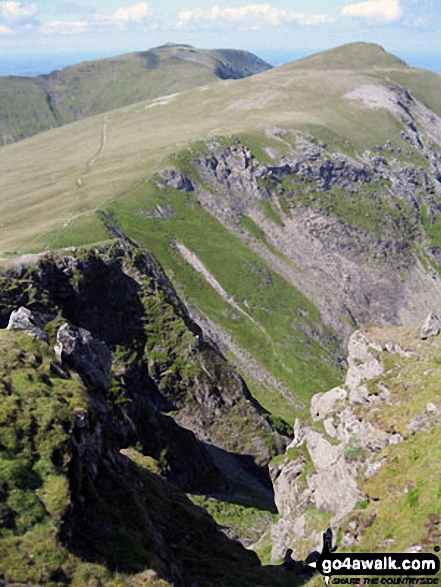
xmin=0 ymin=325 xmax=287 ymax=586
xmin=0 ymin=242 xmax=303 ymax=585
xmin=0 ymin=241 xmax=289 ymax=501
xmin=55 ymin=323 xmax=112 ymax=390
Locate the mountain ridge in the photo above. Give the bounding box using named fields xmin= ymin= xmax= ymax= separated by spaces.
xmin=0 ymin=44 xmax=271 ymax=146
xmin=1 ymin=41 xmax=441 ymax=583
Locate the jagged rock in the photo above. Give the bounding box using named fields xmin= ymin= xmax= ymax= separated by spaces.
xmin=324 ymin=417 xmax=338 ymax=438
xmin=6 ymin=306 xmax=48 ymax=342
xmin=270 ymin=515 xmax=319 ymax=562
xmin=310 ymin=386 xmax=347 ymax=421
xmin=335 ymin=408 xmax=390 ymax=450
xmin=54 ymin=323 xmax=112 ymax=390
xmin=388 ymin=432 xmax=403 ymax=445
xmin=0 ymin=243 xmax=289 ymax=501
xmin=384 ymin=342 xmax=418 ymax=358
xmin=346 ymin=331 xmax=383 ymax=391
xmin=160 ymin=169 xmax=194 ymax=191
xmin=404 ymin=545 xmax=423 ymax=553
xmin=273 ymin=456 xmax=308 ymax=516
xmin=269 ymin=327 xmax=417 ymax=559
xmin=420 ymin=312 xmax=441 ymax=340
xmin=71 ymin=408 xmax=103 ymax=479
xmin=288 ymin=417 xmax=305 ymax=448
xmin=304 ymin=430 xmax=362 ymax=519
xmin=364 ymin=457 xmax=385 ymax=479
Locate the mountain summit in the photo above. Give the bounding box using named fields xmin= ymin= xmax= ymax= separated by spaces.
xmin=287 ymin=42 xmax=409 ymax=70
xmin=0 ymin=44 xmax=271 ymax=145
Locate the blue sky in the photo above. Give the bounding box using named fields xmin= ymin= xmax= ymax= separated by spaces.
xmin=0 ymin=0 xmax=440 ymax=66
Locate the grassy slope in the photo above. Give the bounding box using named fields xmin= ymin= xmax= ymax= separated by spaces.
xmin=2 ymin=44 xmax=441 ymax=579
xmin=0 ymin=44 xmax=271 ymax=146
xmin=107 ymin=183 xmax=341 ymax=420
xmin=3 ymin=44 xmax=439 ymax=255
xmin=354 ymin=326 xmax=441 ymax=556
xmin=2 ymin=42 xmax=440 ymax=416
xmin=0 ymin=78 xmax=57 ymax=145
xmin=287 ymin=41 xmax=409 ymax=70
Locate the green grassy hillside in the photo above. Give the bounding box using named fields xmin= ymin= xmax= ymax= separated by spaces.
xmin=2 ymin=43 xmax=436 ymax=254
xmin=2 ymin=42 xmax=441 ymax=414
xmin=0 ymin=44 xmax=271 ymax=145
xmin=288 ymin=41 xmax=408 ymax=70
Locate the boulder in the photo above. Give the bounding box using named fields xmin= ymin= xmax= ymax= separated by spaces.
xmin=54 ymin=323 xmax=112 ymax=390
xmin=6 ymin=306 xmax=48 ymax=342
xmin=310 ymin=386 xmax=347 ymax=421
xmin=161 ymin=169 xmax=194 ymax=191
xmin=420 ymin=312 xmax=441 ymax=340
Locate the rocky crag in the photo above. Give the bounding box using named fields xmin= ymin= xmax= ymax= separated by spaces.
xmin=0 ymin=241 xmax=296 ymax=586
xmin=267 ymin=321 xmax=441 ymax=564
xmin=3 ymin=44 xmax=441 ymax=584
xmin=161 ymin=83 xmax=441 ymax=348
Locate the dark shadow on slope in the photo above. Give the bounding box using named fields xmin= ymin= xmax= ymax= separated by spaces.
xmin=137 ymin=50 xmax=160 ymax=69
xmin=60 ymin=446 xmax=308 ymax=587
xmin=202 ymin=442 xmax=276 ymax=512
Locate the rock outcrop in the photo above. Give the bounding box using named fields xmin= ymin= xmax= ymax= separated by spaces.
xmin=0 ymin=327 xmax=289 ymax=587
xmin=55 ymin=323 xmax=112 ymax=390
xmin=161 ymin=123 xmax=441 ymax=347
xmin=420 ymin=312 xmax=441 ymax=340
xmin=269 ymin=325 xmax=436 ymax=561
xmin=0 ymin=241 xmax=288 ymax=502
xmin=7 ymin=306 xmax=48 ymax=342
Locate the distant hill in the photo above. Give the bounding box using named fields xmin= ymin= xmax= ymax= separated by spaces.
xmin=287 ymin=41 xmax=408 ymax=70
xmin=0 ymin=44 xmax=271 ymax=145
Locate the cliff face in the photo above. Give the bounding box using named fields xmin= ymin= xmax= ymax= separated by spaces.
xmin=0 ymin=241 xmax=295 ymax=586
xmin=268 ymin=323 xmax=441 ymax=562
xmin=0 ymin=327 xmax=293 ymax=587
xmin=0 ymin=241 xmax=288 ymax=465
xmin=160 ymin=85 xmax=441 ymax=348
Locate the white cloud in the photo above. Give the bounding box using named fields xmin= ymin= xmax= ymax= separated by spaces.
xmin=40 ymin=19 xmax=89 ymax=35
xmin=0 ymin=1 xmax=37 ymax=25
xmin=0 ymin=23 xmax=11 ymax=32
xmin=40 ymin=2 xmax=153 ymax=36
xmin=342 ymin=0 xmax=402 ymax=22
xmin=112 ymin=2 xmax=151 ymax=23
xmin=176 ymin=3 xmax=335 ymax=30
xmin=95 ymin=2 xmax=152 ymax=27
